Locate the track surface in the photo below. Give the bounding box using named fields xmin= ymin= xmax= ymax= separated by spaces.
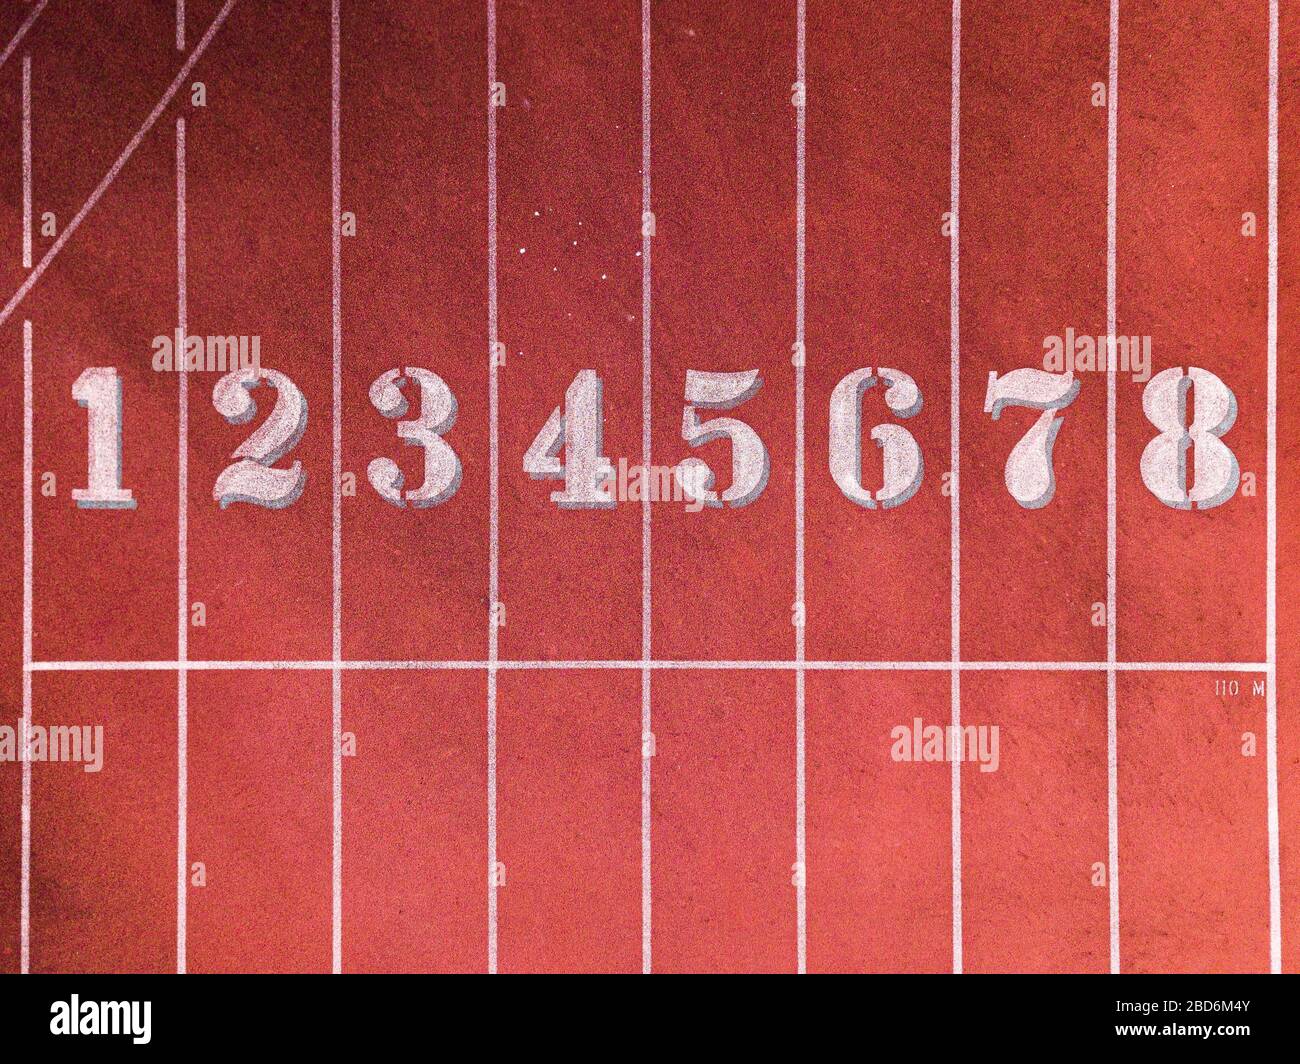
xmin=0 ymin=0 xmax=1296 ymax=973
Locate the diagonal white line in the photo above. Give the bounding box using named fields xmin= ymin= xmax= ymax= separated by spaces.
xmin=0 ymin=0 xmax=239 ymax=330
xmin=22 ymin=55 xmax=31 ymax=269
xmin=0 ymin=0 xmax=48 ymax=74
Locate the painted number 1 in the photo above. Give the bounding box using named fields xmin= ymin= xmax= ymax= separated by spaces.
xmin=71 ymin=367 xmax=135 ymax=510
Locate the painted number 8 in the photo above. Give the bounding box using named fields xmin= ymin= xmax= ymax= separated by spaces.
xmin=1140 ymin=366 xmax=1240 ymax=510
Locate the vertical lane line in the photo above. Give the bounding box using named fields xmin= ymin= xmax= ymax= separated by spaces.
xmin=20 ymin=66 xmax=33 ymax=967
xmin=21 ymin=318 xmax=32 ymax=974
xmin=1267 ymin=0 xmax=1281 ymax=976
xmin=22 ymin=55 xmax=30 ymax=269
xmin=794 ymin=0 xmax=807 ymax=976
xmin=177 ymin=1 xmax=186 ymax=51
xmin=175 ymin=116 xmax=189 ymax=975
xmin=948 ymin=0 xmax=962 ymax=975
xmin=640 ymin=0 xmax=653 ymax=976
xmin=1106 ymin=0 xmax=1121 ymax=976
xmin=330 ymin=0 xmax=343 ymax=976
xmin=487 ymin=0 xmax=500 ymax=975
xmin=19 ymin=62 xmax=34 ymax=972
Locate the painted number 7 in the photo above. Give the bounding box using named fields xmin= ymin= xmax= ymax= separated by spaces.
xmin=984 ymin=366 xmax=1080 ymax=508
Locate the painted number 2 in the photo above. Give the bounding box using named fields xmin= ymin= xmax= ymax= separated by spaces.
xmin=212 ymin=367 xmax=309 ymax=509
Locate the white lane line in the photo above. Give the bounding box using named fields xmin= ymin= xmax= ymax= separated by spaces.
xmin=330 ymin=0 xmax=343 ymax=976
xmin=22 ymin=55 xmax=31 ymax=269
xmin=177 ymin=0 xmax=185 ymax=51
xmin=1106 ymin=0 xmax=1121 ymax=976
xmin=21 ymin=319 xmax=32 ymax=974
xmin=1266 ymin=0 xmax=1281 ymax=976
xmin=948 ymin=0 xmax=962 ymax=976
xmin=794 ymin=0 xmax=807 ymax=977
xmin=640 ymin=0 xmax=653 ymax=976
xmin=0 ymin=0 xmax=47 ymax=73
xmin=486 ymin=0 xmax=500 ymax=975
xmin=175 ymin=115 xmax=189 ymax=975
xmin=0 ymin=0 xmax=240 ymax=330
xmin=25 ymin=659 xmax=1275 ymax=673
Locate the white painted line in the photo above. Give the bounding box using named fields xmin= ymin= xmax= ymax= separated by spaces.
xmin=486 ymin=0 xmax=500 ymax=976
xmin=0 ymin=0 xmax=240 ymax=330
xmin=1266 ymin=0 xmax=1281 ymax=976
xmin=330 ymin=0 xmax=343 ymax=976
xmin=640 ymin=0 xmax=653 ymax=977
xmin=1106 ymin=0 xmax=1121 ymax=976
xmin=175 ymin=115 xmax=189 ymax=975
xmin=177 ymin=0 xmax=185 ymax=51
xmin=794 ymin=0 xmax=807 ymax=977
xmin=24 ymin=658 xmax=1274 ymax=673
xmin=0 ymin=0 xmax=47 ymax=73
xmin=22 ymin=55 xmax=31 ymax=270
xmin=948 ymin=0 xmax=962 ymax=976
xmin=21 ymin=318 xmax=32 ymax=974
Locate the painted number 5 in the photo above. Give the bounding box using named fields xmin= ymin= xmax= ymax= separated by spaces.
xmin=675 ymin=369 xmax=768 ymax=508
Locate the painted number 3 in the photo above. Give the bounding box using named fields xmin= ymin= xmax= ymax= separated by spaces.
xmin=68 ymin=363 xmax=1241 ymax=513
xmin=368 ymin=367 xmax=462 ymax=508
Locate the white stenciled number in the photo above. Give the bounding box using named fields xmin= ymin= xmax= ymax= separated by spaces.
xmin=1140 ymin=366 xmax=1239 ymax=509
xmin=72 ymin=367 xmax=136 ymax=509
xmin=212 ymin=367 xmax=308 ymax=509
xmin=675 ymin=369 xmax=768 ymax=508
xmin=984 ymin=367 xmax=1080 ymax=508
xmin=368 ymin=367 xmax=462 ymax=507
xmin=523 ymin=368 xmax=614 ymax=508
xmin=828 ymin=367 xmax=923 ymax=509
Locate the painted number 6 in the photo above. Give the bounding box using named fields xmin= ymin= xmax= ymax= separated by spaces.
xmin=828 ymin=366 xmax=923 ymax=508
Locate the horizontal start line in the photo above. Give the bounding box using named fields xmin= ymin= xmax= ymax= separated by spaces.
xmin=25 ymin=659 xmax=1271 ymax=673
